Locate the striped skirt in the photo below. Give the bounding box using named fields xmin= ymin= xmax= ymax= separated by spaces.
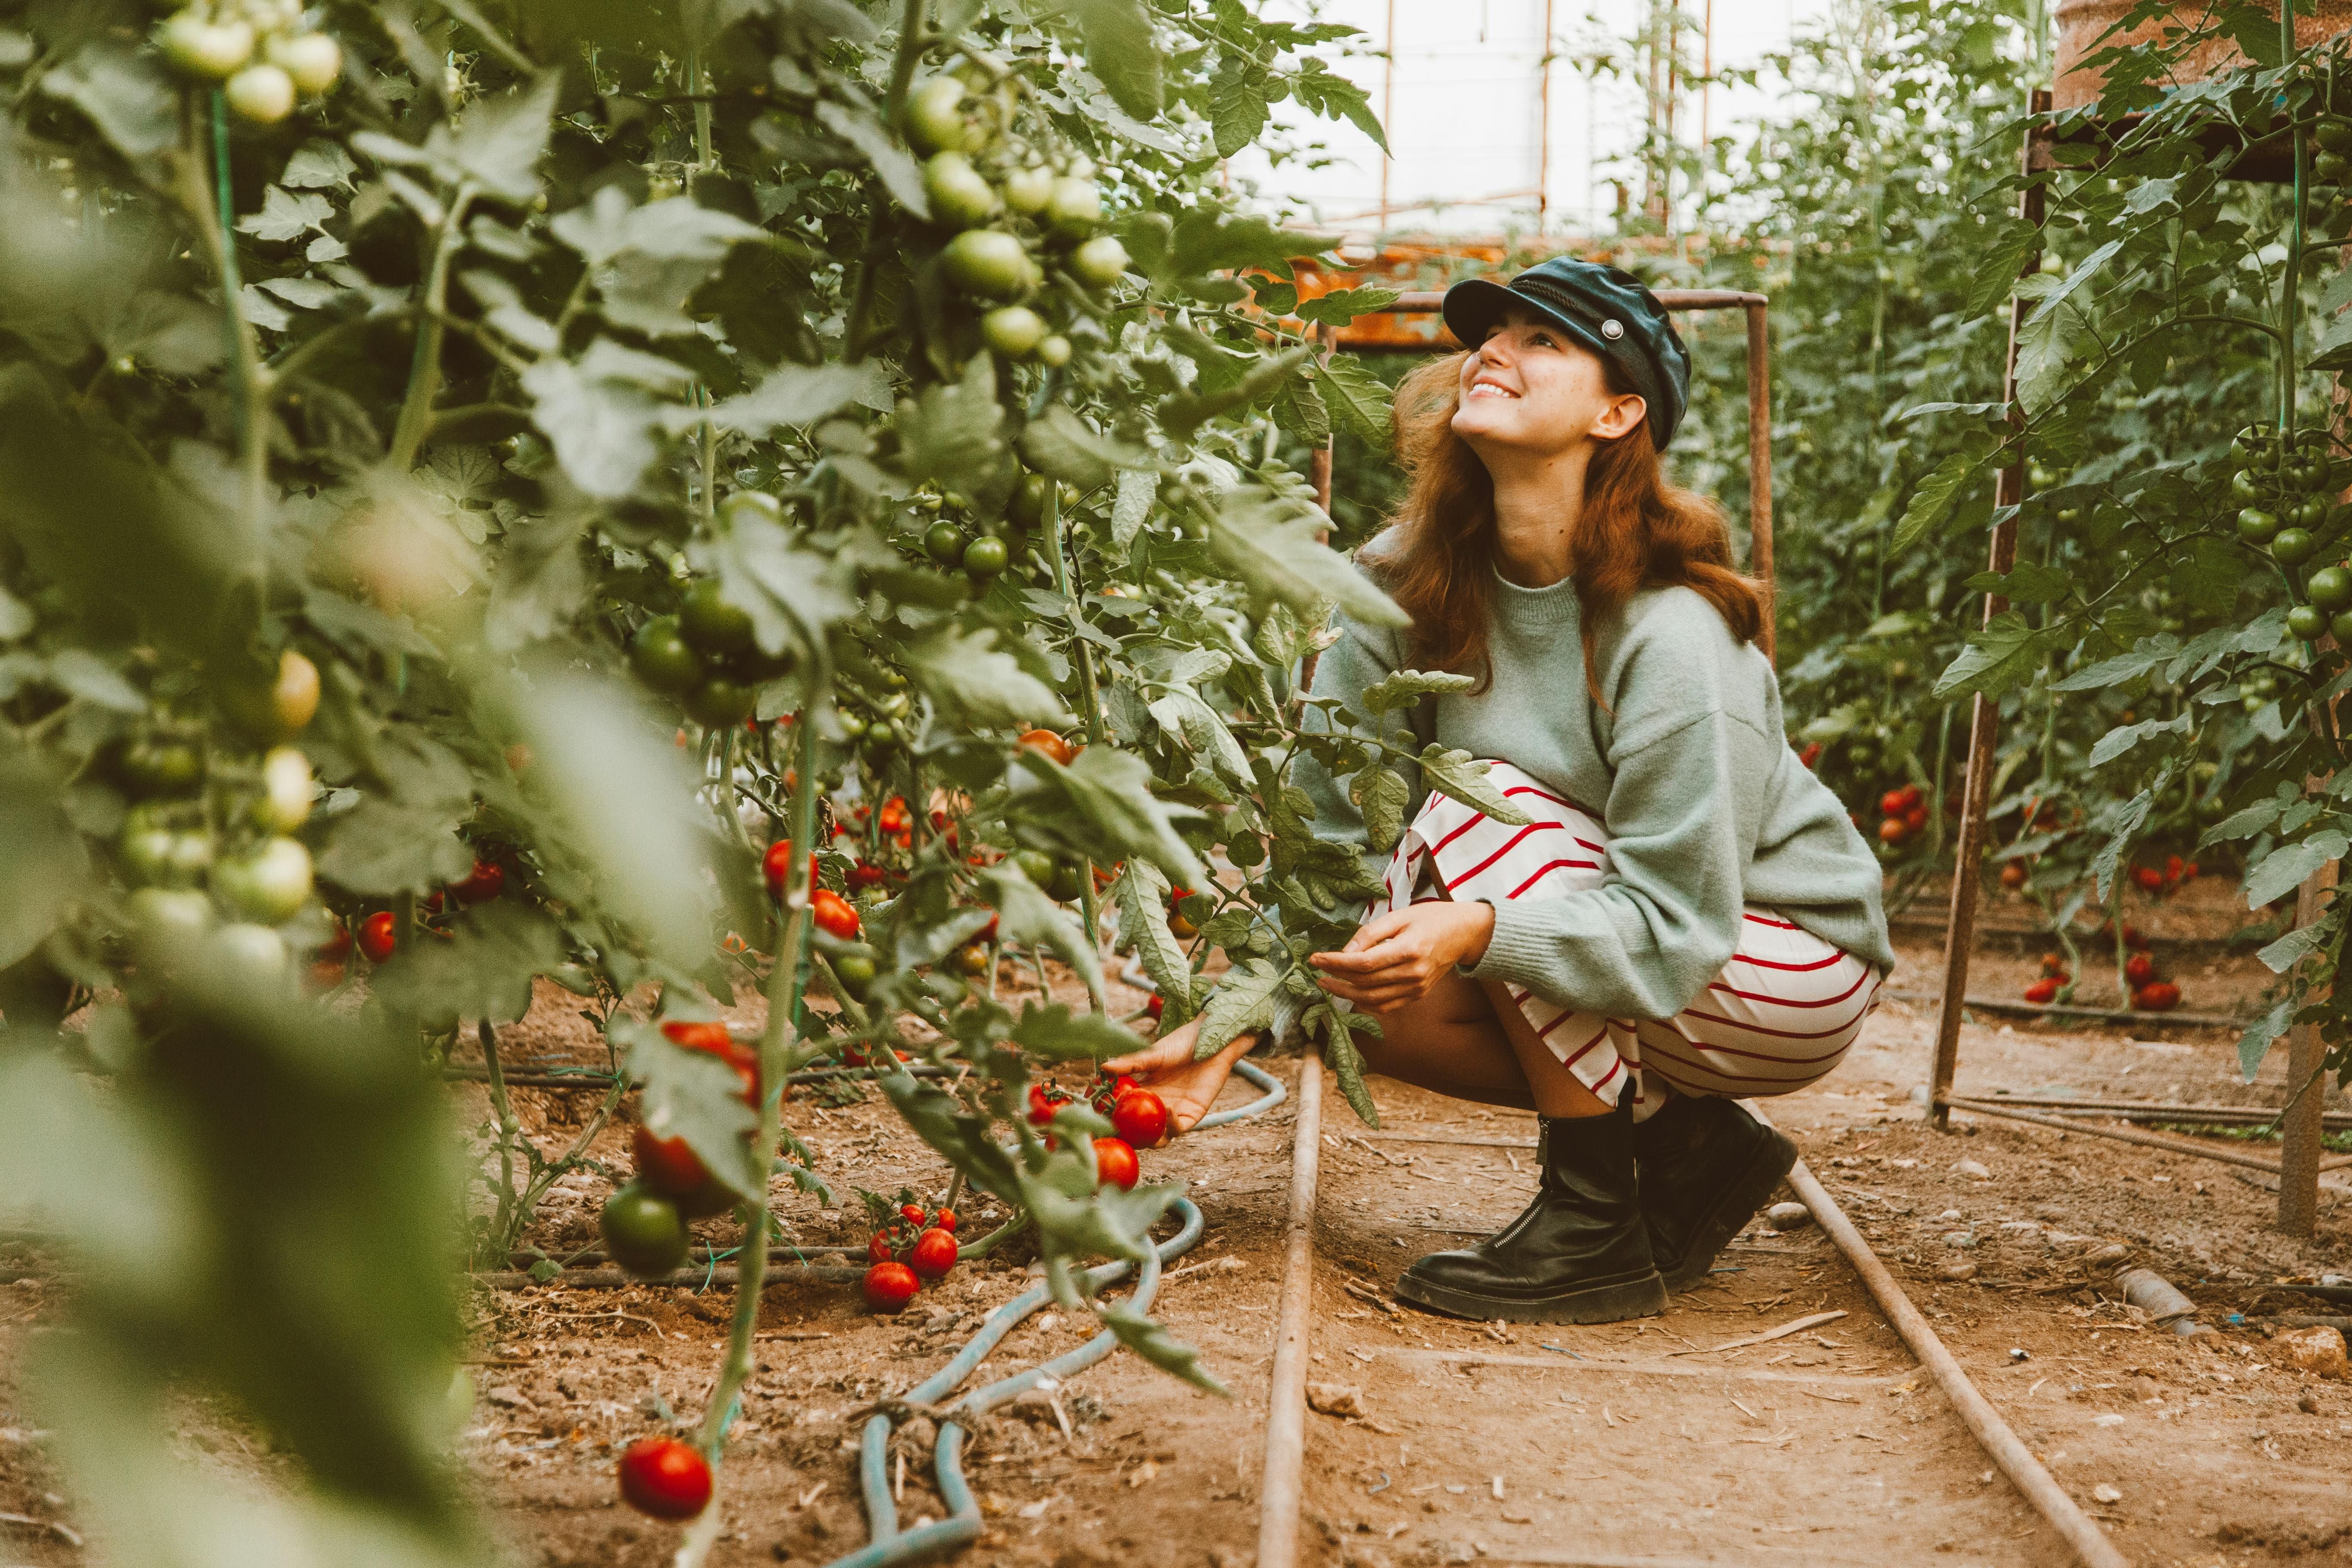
xmin=1372 ymin=760 xmax=1883 ymax=1119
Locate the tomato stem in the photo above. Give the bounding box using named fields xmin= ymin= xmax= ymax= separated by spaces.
xmin=389 ymin=183 xmax=477 ymax=469
xmin=1040 ymin=480 xmax=1110 ymax=1014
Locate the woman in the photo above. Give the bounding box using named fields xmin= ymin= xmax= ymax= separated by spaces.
xmin=1107 ymin=258 xmax=1894 ymax=1325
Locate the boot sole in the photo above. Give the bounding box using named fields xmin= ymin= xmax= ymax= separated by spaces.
xmin=1658 ymin=1123 xmax=1799 ymax=1292
xmin=1392 ymin=1268 xmax=1667 ymax=1325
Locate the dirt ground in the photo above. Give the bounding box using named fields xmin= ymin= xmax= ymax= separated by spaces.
xmin=5 ymin=905 xmax=2351 ymax=1568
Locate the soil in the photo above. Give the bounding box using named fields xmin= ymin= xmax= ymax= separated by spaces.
xmin=4 ymin=899 xmax=2350 ymax=1568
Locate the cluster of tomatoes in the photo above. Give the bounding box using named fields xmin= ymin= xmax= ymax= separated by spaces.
xmin=2227 ymin=426 xmax=2352 ymax=645
xmin=628 ymin=511 xmax=799 ymax=728
xmin=2124 ymin=939 xmax=2182 ymax=1012
xmin=1872 ymin=784 xmax=1929 ymax=850
xmin=156 ymin=0 xmax=341 ymax=125
xmin=2129 ymin=855 xmax=2199 ymax=899
xmin=860 ymin=1199 xmax=961 ymax=1313
xmin=2021 ymin=951 xmax=2071 ymax=1006
xmin=1025 ymin=1072 xmax=1170 ymax=1191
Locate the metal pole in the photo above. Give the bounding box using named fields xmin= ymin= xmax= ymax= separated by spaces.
xmin=1744 ymin=299 xmax=1776 ymax=664
xmin=1537 ymin=0 xmax=1556 ymax=228
xmin=1930 ymin=90 xmax=2049 ymax=1131
xmin=1379 ymin=0 xmax=1397 ymax=234
xmin=1254 ymin=1054 xmax=1325 ymax=1568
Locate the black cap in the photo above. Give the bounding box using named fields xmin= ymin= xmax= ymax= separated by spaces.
xmin=1441 ymin=258 xmax=1692 ymax=449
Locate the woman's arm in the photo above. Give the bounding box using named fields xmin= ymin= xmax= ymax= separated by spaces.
xmin=1102 ymin=1018 xmax=1261 ymax=1135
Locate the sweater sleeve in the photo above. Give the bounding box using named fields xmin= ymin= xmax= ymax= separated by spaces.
xmin=1290 ymin=606 xmax=1421 ymax=894
xmin=1465 ymin=604 xmax=1775 ymax=1020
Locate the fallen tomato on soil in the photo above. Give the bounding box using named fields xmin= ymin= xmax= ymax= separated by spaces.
xmin=618 ymin=1437 xmax=712 ymax=1520
xmin=863 ymin=1260 xmax=920 ymax=1312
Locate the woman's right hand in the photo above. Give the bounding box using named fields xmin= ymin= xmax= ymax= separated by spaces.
xmin=1103 ymin=1017 xmax=1256 ymax=1137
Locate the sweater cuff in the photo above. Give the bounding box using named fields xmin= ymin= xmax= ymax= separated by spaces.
xmin=1463 ymin=898 xmax=1553 ymax=992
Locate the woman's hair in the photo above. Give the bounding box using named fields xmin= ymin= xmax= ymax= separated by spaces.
xmin=1375 ymin=350 xmax=1767 ymax=703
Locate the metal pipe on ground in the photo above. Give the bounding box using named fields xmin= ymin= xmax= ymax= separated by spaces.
xmin=1755 ymin=1105 xmax=2129 ymax=1568
xmin=1255 ymin=1053 xmax=1325 ymax=1568
xmin=1944 ymin=1096 xmax=2352 ymax=1176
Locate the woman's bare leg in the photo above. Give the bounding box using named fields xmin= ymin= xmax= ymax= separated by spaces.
xmin=1352 ymin=968 xmax=1612 ymax=1118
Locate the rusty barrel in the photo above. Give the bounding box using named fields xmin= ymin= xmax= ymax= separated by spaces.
xmin=2055 ymin=0 xmax=2352 ymax=111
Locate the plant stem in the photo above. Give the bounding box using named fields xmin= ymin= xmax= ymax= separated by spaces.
xmin=688 ymin=48 xmax=713 ymax=168
xmin=480 ymin=1020 xmax=522 ymax=1261
xmin=884 ymin=0 xmax=931 ymax=129
xmin=389 ymin=184 xmax=476 ymax=469
xmin=1041 ymin=483 xmax=1110 ymax=1014
xmin=509 ymin=1074 xmax=628 ymax=1252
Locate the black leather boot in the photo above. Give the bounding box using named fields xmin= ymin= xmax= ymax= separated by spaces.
xmin=1632 ymin=1091 xmax=1797 ymax=1292
xmin=1393 ymin=1099 xmax=1666 ymax=1324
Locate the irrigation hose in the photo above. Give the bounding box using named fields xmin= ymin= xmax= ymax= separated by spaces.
xmin=1755 ymin=1105 xmax=2130 ymax=1568
xmin=815 ymin=1058 xmax=1286 ymax=1568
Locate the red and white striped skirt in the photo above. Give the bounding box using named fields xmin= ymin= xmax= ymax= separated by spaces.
xmin=1372 ymin=761 xmax=1883 ymax=1119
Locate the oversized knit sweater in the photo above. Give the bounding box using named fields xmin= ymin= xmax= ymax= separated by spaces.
xmin=1296 ymin=563 xmax=1896 ymax=1021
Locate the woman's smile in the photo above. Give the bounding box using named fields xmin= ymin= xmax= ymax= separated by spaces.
xmin=1467 ymin=371 xmax=1521 ymax=399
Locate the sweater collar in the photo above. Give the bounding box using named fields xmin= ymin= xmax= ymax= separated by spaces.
xmin=1490 ymin=566 xmax=1581 ymax=631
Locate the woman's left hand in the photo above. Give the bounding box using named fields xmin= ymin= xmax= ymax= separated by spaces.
xmin=1310 ymin=902 xmax=1496 ymax=1015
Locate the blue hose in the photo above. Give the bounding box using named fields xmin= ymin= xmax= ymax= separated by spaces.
xmin=818 ymin=1057 xmax=1283 ymax=1568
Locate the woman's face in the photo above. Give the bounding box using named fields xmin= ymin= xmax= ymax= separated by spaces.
xmin=1449 ymin=305 xmax=1647 ymax=459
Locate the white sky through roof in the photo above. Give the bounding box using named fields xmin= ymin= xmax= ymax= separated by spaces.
xmin=1227 ymin=0 xmax=1833 ymax=237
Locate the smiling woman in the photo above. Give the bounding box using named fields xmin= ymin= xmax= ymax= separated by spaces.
xmin=1110 ymin=258 xmax=1895 ymax=1328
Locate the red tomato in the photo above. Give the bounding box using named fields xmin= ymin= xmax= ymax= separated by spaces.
xmin=1897 ymin=785 xmax=1923 ymax=810
xmin=850 ymin=861 xmax=889 ymax=889
xmin=900 ymin=1203 xmax=927 ymax=1225
xmin=2182 ymin=861 xmax=2200 ymax=880
xmin=763 ymin=840 xmax=819 ymax=898
xmin=358 ymin=910 xmax=397 ymax=964
xmin=1017 ymin=729 xmax=1077 ymax=767
xmin=2165 ymin=854 xmax=2184 ymax=882
xmin=2039 ymin=952 xmax=2067 ymax=977
xmin=1902 ymin=806 xmax=1927 ymax=833
xmin=935 ymin=1209 xmax=958 ymax=1233
xmin=974 ymin=912 xmax=999 ymax=944
xmin=661 ymin=1020 xmax=760 ymax=1105
xmin=1877 ymin=818 xmax=1908 ymax=845
xmin=619 ymin=1437 xmax=711 ymax=1520
xmin=910 ymin=1226 xmax=959 ymax=1280
xmin=633 ymin=1126 xmax=711 ymax=1196
xmin=863 ymin=1260 xmax=920 ymax=1312
xmin=1111 ymin=1087 xmax=1169 ymax=1148
xmin=893 ymin=830 xmax=912 ymax=850
xmin=1145 ymin=995 xmax=1164 ymax=1020
xmin=1093 ymin=1136 xmax=1139 ymax=1191
xmin=2132 ymin=866 xmax=2164 ymax=891
xmin=451 ymin=858 xmax=504 ymax=904
xmin=2132 ymin=981 xmax=2181 ymax=1012
xmin=2120 ymin=924 xmax=2149 ymax=950
xmin=306 ymin=957 xmax=348 ymax=990
xmin=1999 ymin=863 xmax=2028 ymax=889
xmin=1798 ymin=742 xmax=1822 ymax=769
xmin=2023 ymin=977 xmax=2060 ymax=1004
xmin=2123 ymin=952 xmax=2156 ymax=986
xmin=878 ymin=796 xmax=910 ymax=833
xmin=1879 ymin=789 xmax=1908 ymax=817
xmin=1027 ymin=1083 xmax=1063 ymax=1126
xmin=812 ymin=888 xmax=861 ymax=940
xmin=868 ymin=1232 xmax=896 ymax=1264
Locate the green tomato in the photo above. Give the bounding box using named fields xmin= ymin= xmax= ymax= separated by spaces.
xmin=2053 ymin=507 xmax=2080 ymax=524
xmin=835 ymin=709 xmax=867 ymax=740
xmin=1069 ymin=235 xmax=1130 ymax=290
xmin=225 ymin=62 xmax=296 ymax=124
xmin=266 ymin=29 xmax=343 ymax=96
xmin=601 ymin=1183 xmax=690 ymax=1278
xmin=166 ymin=831 xmax=216 ymax=888
xmin=906 ymin=77 xmax=969 ymax=154
xmin=2273 ymin=527 xmax=2318 ymax=565
xmin=2237 ymin=508 xmax=2281 ymax=544
xmin=924 ymin=521 xmax=968 ymax=566
xmin=2231 ymin=469 xmax=2264 ymax=502
xmin=160 ymin=12 xmax=254 ymax=78
xmin=720 ymin=491 xmax=784 ymax=528
xmin=962 ymin=535 xmax=1009 ymax=579
xmin=1008 ymin=472 xmax=1052 ymax=527
xmin=1003 ymin=165 xmax=1054 ymax=214
xmin=2027 ymin=464 xmax=2055 ymax=489
xmin=1012 ymin=848 xmax=1059 ymax=887
xmin=214 ymin=836 xmax=314 ymax=926
xmin=631 ymin=616 xmax=706 ymax=694
xmin=684 ymin=677 xmax=757 ymax=729
xmin=1044 ymin=177 xmax=1101 ymax=236
xmin=119 ymin=826 xmax=179 ymax=887
xmin=680 ymin=580 xmax=757 ymax=658
xmin=204 ymin=922 xmax=292 ymax=987
xmin=1047 ymin=856 xmax=1087 ymax=902
xmin=982 ymin=305 xmax=1047 ymax=358
xmin=2318 ymin=150 xmax=2352 ymax=184
xmin=832 ymin=952 xmax=877 ymax=997
xmin=2289 ymin=603 xmax=2329 ymax=640
xmin=2293 ymin=496 xmax=2331 ymax=527
xmin=1036 ymin=334 xmax=1072 ymax=368
xmin=2310 ymin=565 xmax=2352 ymax=611
xmin=2333 ymin=609 xmax=2352 ymax=643
xmin=256 ymin=745 xmax=314 ymax=832
xmin=924 ymin=151 xmax=1000 ymax=228
xmin=2321 ymin=118 xmax=2352 ymax=153
xmin=942 ymin=230 xmax=1033 ymax=300
xmin=2288 ymin=459 xmax=2329 ymax=488
xmin=129 ymin=886 xmax=214 ymax=943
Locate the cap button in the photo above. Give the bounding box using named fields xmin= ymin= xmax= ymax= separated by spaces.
xmin=1601 ymin=319 xmax=1625 ymax=340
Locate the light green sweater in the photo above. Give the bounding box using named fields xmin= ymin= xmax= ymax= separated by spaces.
xmin=1298 ymin=564 xmax=1895 ymax=1021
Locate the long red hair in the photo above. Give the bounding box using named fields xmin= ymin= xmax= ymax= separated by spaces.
xmin=1375 ymin=351 xmax=1766 ymax=702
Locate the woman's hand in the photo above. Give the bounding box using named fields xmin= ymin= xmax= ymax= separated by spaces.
xmin=1102 ymin=1017 xmax=1256 ymax=1137
xmin=1310 ymin=901 xmax=1496 ymax=1015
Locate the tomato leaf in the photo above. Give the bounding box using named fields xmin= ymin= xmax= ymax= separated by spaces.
xmin=1006 ymin=746 xmax=1205 ymax=889
xmin=1098 ymin=1294 xmax=1229 ymax=1394
xmin=1017 ymin=403 xmax=1145 ymax=489
xmin=1359 ymin=668 xmax=1476 ymax=717
xmin=1350 ymin=764 xmax=1411 ymax=856
xmin=1415 ymin=746 xmax=1533 ymax=827
xmin=1197 ymin=483 xmax=1407 ymax=630
xmin=1063 ymin=0 xmax=1163 ymax=118
xmin=908 ymin=625 xmax=1074 ymax=727
xmin=1193 ymin=956 xmax=1286 ymax=1057
xmin=1112 ymin=861 xmax=1195 ymax=1024
xmin=624 ymin=1018 xmax=766 ymax=1198
xmin=1312 ymin=353 xmax=1392 ymax=449
xmin=1010 ymin=1001 xmax=1140 ymax=1062
xmin=2243 ymin=830 xmax=2349 ymax=911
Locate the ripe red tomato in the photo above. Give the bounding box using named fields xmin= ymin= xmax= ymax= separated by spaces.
xmin=850 ymin=860 xmax=888 ymax=889
xmin=863 ymin=1260 xmax=920 ymax=1312
xmin=2132 ymin=981 xmax=2181 ymax=1012
xmin=306 ymin=956 xmax=348 ymax=990
xmin=1145 ymin=994 xmax=1164 ymax=1020
xmin=910 ymin=1226 xmax=959 ymax=1280
xmin=868 ymin=1232 xmax=896 ymax=1264
xmin=1017 ymin=729 xmax=1077 ymax=766
xmin=934 ymin=1209 xmax=958 ymax=1233
xmin=2120 ymin=925 xmax=2149 ymax=950
xmin=878 ymin=796 xmax=910 ymax=833
xmin=1897 ymin=785 xmax=1923 ymax=810
xmin=2022 ymin=977 xmax=2060 ymax=1004
xmin=1028 ymin=1083 xmax=1069 ymax=1126
xmin=358 ymin=910 xmax=397 ymax=964
xmin=1902 ymin=806 xmax=1927 ymax=833
xmin=2123 ymin=952 xmax=2156 ymax=986
xmin=633 ymin=1126 xmax=711 ymax=1196
xmin=661 ymin=1020 xmax=760 ymax=1105
xmin=2164 ymin=854 xmax=2184 ymax=882
xmin=1877 ymin=818 xmax=1907 ymax=845
xmin=1999 ymin=863 xmax=2028 ymax=889
xmin=451 ymin=858 xmax=504 ymax=904
xmin=763 ymin=840 xmax=819 ymax=898
xmin=619 ymin=1437 xmax=712 ymax=1520
xmin=811 ymin=888 xmax=861 ymax=940
xmin=2181 ymin=861 xmax=2200 ymax=881
xmin=2132 ymin=866 xmax=2164 ymax=892
xmin=1879 ymin=789 xmax=1908 ymax=817
xmin=1798 ymin=742 xmax=1822 ymax=769
xmin=1111 ymin=1087 xmax=1169 ymax=1148
xmin=1093 ymin=1136 xmax=1139 ymax=1191
xmin=900 ymin=1203 xmax=927 ymax=1225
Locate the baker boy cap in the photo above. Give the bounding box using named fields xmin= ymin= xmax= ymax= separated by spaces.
xmin=1440 ymin=257 xmax=1692 ymax=450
